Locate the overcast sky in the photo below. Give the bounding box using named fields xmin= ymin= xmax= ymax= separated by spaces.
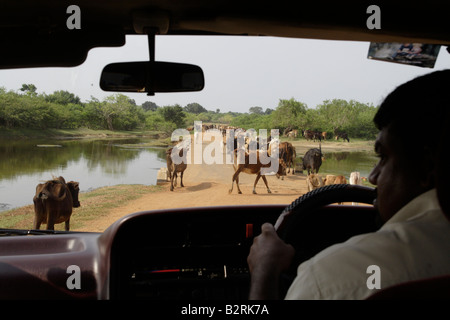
xmin=1 ymin=35 xmax=449 ymax=113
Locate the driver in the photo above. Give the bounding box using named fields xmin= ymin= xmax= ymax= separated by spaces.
xmin=247 ymin=69 xmax=450 ymax=299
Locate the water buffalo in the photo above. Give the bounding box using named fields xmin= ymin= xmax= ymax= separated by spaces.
xmin=303 ymin=130 xmax=322 ymax=142
xmin=334 ymin=131 xmax=350 ymax=142
xmin=33 ymin=176 xmax=80 ymax=231
xmin=302 ymin=145 xmax=323 ymax=175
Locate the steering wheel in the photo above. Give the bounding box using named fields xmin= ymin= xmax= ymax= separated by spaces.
xmin=274 ymin=184 xmax=379 ymax=296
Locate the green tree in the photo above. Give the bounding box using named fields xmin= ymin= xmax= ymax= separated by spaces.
xmin=44 ymin=90 xmax=81 ymax=105
xmin=83 ymin=99 xmax=105 ymax=129
xmin=249 ymin=106 xmax=264 ymax=115
xmin=314 ymin=99 xmax=378 ymax=139
xmin=197 ymin=112 xmax=212 ymax=122
xmin=315 ymin=99 xmax=354 ymax=132
xmin=230 ymin=113 xmax=272 ymax=131
xmin=271 ymin=98 xmax=307 ymax=131
xmin=142 ymin=101 xmax=159 ymax=112
xmin=217 ymin=113 xmax=234 ymax=124
xmin=184 ymin=102 xmax=207 ymax=114
xmin=90 ymin=94 xmax=143 ymax=131
xmin=91 ymin=98 xmax=115 ymax=131
xmin=145 ymin=111 xmax=169 ymax=131
xmin=159 ymin=104 xmax=186 ymax=128
xmin=0 ymin=90 xmax=55 ymax=128
xmin=297 ymin=108 xmax=317 ymax=131
xmin=19 ymin=84 xmax=37 ymax=96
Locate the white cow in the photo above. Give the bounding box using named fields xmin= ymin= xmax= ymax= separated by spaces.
xmin=350 ymin=171 xmax=362 ymax=205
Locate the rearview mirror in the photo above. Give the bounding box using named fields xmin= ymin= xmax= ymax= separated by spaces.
xmin=100 ymin=61 xmax=204 ymax=95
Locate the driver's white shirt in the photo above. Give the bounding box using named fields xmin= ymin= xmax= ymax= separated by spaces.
xmin=285 ymin=188 xmax=450 ymax=300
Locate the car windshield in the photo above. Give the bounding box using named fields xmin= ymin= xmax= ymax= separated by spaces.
xmin=1 ymin=35 xmax=449 ymax=232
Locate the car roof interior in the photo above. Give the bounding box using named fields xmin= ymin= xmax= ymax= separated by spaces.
xmin=1 ymin=1 xmax=449 ymax=69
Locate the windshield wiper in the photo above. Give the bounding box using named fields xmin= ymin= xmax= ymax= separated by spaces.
xmin=0 ymin=228 xmax=72 ymax=236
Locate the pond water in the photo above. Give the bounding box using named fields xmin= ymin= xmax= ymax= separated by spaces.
xmin=319 ymin=151 xmax=378 ymax=179
xmin=0 ymin=138 xmax=377 ymax=212
xmin=0 ymin=138 xmax=167 ymax=212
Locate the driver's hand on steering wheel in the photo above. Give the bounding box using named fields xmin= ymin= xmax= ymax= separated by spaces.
xmin=247 ymin=223 xmax=295 ymax=299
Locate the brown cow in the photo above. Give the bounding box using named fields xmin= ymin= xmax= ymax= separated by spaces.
xmin=323 ymin=174 xmax=348 ymax=185
xmin=287 ymin=129 xmax=298 ymax=138
xmin=306 ymin=173 xmax=324 ymax=192
xmin=303 ymin=130 xmax=322 ymax=142
xmin=267 ymin=139 xmax=292 ymax=179
xmin=33 ymin=176 xmax=80 ymax=231
xmin=166 ymin=143 xmax=189 ymax=191
xmin=323 ymin=174 xmax=347 ymax=204
xmin=279 ymin=141 xmax=296 ymax=175
xmin=229 ymin=149 xmax=287 ymax=194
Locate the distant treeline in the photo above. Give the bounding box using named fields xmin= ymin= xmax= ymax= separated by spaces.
xmin=0 ymin=85 xmax=379 ymax=139
xmin=231 ymin=98 xmax=379 ymax=139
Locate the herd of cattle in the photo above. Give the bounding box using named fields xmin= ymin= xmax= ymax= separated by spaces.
xmin=192 ymin=125 xmax=351 ymax=143
xmin=283 ymin=128 xmax=350 ymax=142
xmin=165 ymin=125 xmax=361 ymax=197
xmin=31 ymin=126 xmax=357 ymax=231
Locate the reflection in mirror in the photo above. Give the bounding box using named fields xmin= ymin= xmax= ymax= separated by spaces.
xmin=100 ymin=61 xmax=204 ymax=94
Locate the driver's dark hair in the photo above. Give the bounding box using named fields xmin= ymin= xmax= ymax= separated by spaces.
xmin=373 ymin=69 xmax=450 ymax=154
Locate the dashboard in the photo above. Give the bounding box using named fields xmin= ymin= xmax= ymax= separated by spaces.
xmin=108 ymin=205 xmax=283 ymax=300
xmin=0 ymin=204 xmax=376 ymax=300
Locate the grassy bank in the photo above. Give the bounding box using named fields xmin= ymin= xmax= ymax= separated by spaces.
xmin=0 ymin=127 xmax=169 ymax=140
xmin=289 ymin=138 xmax=375 ymax=154
xmin=0 ymin=184 xmax=162 ymax=231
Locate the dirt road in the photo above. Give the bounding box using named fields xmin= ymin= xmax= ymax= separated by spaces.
xmin=87 ymin=139 xmax=374 ymax=232
xmin=88 ymin=143 xmax=310 ymax=232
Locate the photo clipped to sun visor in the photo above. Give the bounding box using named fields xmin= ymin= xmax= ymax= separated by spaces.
xmin=367 ymin=42 xmax=441 ymax=68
